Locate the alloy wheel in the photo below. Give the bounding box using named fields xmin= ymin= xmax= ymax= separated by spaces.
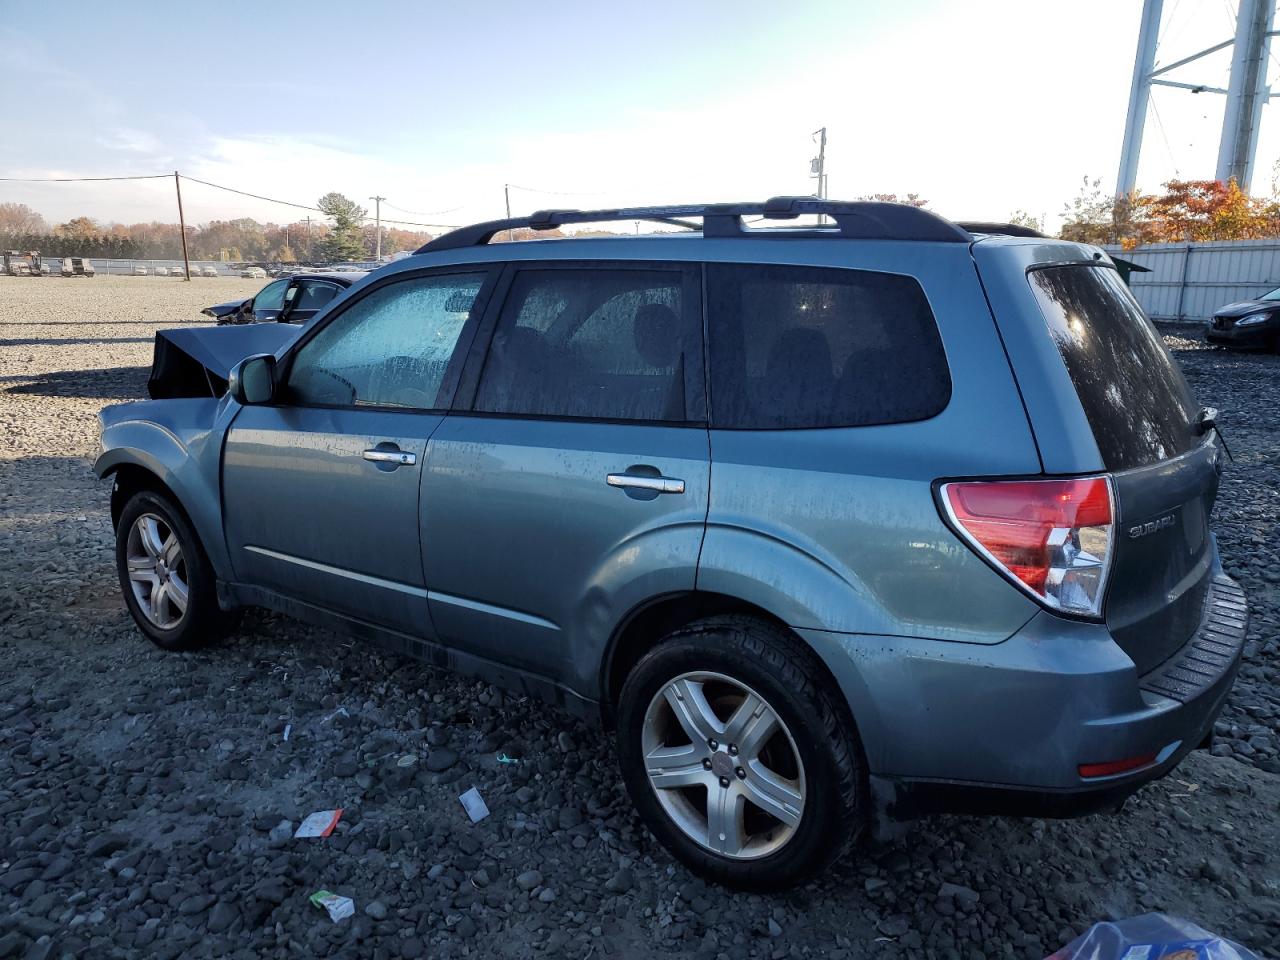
xmin=125 ymin=513 xmax=189 ymax=629
xmin=641 ymin=671 xmax=805 ymax=860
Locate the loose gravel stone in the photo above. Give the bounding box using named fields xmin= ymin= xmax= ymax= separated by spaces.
xmin=423 ymin=748 xmax=457 ymax=772
xmin=515 ymin=870 xmax=542 ymax=892
xmin=0 ymin=287 xmax=1278 ymax=958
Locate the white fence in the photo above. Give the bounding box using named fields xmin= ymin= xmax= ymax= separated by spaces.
xmin=1105 ymin=239 xmax=1280 ymax=323
xmin=81 ymin=259 xmax=230 ymax=277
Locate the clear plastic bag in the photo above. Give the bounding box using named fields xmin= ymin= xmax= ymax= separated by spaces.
xmin=1047 ymin=913 xmax=1262 ymax=960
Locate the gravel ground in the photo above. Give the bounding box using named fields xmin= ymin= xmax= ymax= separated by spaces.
xmin=0 ymin=279 xmax=1277 ymax=960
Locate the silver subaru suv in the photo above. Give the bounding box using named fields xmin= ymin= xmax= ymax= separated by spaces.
xmin=97 ymin=198 xmax=1247 ymax=889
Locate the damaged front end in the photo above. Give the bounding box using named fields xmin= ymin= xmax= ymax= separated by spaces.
xmin=149 ymin=324 xmax=301 ymax=399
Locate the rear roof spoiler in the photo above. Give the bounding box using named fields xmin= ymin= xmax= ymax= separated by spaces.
xmin=955 ymin=221 xmax=1047 ymax=239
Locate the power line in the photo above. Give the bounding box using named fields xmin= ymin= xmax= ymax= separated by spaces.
xmin=1149 ymin=93 xmax=1183 ymax=178
xmin=179 ymin=174 xmax=325 ymax=213
xmin=0 ymin=174 xmax=170 ymax=182
xmin=505 ymin=183 xmax=610 ymax=197
xmin=382 ymin=199 xmax=463 ymax=217
xmin=1 ymin=170 xmax=461 ymax=230
xmin=178 ymin=176 xmax=460 ymax=229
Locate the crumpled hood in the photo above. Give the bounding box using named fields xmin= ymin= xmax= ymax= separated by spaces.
xmin=148 ymin=323 xmax=302 ymax=399
xmin=1213 ymin=299 xmax=1277 ymax=319
xmin=201 ymin=298 xmax=249 ymax=319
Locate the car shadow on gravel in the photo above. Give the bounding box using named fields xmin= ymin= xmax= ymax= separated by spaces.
xmin=2 ymin=366 xmax=150 ymax=399
xmin=0 ymin=337 xmax=154 ymax=347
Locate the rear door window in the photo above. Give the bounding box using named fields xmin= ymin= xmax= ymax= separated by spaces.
xmin=294 ymin=279 xmax=343 ymax=311
xmin=473 ymin=267 xmax=698 ymax=422
xmin=1028 ymin=265 xmax=1196 ymax=471
xmin=706 ymin=263 xmax=950 ymax=429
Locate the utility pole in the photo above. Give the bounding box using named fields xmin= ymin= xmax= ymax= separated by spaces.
xmin=504 ymin=184 xmax=514 ymax=242
xmin=173 ymin=171 xmax=191 ymax=281
xmin=1217 ymin=0 xmax=1274 ymax=189
xmin=369 ymin=196 xmax=385 ymax=260
xmin=303 ymin=217 xmax=313 ymax=261
xmin=810 ymin=127 xmax=828 ymax=224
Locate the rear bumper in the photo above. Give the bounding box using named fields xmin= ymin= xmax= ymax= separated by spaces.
xmin=799 ymin=567 xmax=1247 ymax=822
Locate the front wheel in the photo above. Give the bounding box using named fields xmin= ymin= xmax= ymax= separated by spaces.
xmin=115 ymin=489 xmax=225 ymax=651
xmin=616 ymin=616 xmax=867 ymax=890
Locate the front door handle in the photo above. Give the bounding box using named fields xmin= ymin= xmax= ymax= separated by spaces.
xmin=606 ymin=473 xmax=684 ymax=495
xmin=363 ymin=448 xmax=417 ymax=467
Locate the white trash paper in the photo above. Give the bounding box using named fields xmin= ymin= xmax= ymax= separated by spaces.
xmin=309 ymin=890 xmax=355 ymax=923
xmin=459 ymin=786 xmax=490 ymax=823
xmin=295 ymin=809 xmax=343 ymax=838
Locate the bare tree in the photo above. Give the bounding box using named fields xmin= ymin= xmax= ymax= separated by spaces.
xmin=0 ymin=203 xmax=49 ymax=237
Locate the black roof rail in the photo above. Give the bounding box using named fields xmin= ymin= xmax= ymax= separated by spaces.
xmin=955 ymin=221 xmax=1047 ymax=239
xmin=416 ymin=196 xmax=973 ymax=253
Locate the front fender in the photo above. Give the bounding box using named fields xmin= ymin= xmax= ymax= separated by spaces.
xmin=95 ymin=399 xmax=234 ymax=579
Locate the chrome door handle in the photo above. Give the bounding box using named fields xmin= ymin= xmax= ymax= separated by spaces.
xmin=606 ymin=473 xmax=685 ymax=494
xmin=363 ymin=449 xmax=417 ymax=466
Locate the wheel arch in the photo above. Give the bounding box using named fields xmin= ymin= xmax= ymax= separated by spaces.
xmin=600 ymin=591 xmax=859 ymax=739
xmin=96 ymin=446 xmax=233 ymax=581
xmin=106 ymin=461 xmax=182 ymax=530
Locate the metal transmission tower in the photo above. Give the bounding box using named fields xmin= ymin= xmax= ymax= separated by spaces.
xmin=1117 ymin=0 xmax=1276 ymax=197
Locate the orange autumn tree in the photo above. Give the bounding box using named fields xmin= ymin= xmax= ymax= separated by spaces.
xmin=1061 ymin=176 xmax=1280 ymax=249
xmin=1142 ymin=179 xmax=1280 ymax=243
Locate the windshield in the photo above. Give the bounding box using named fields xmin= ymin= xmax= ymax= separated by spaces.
xmin=1259 ymin=287 xmax=1280 ymax=301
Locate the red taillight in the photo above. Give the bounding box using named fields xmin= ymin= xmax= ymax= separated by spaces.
xmin=1078 ymin=753 xmax=1158 ymax=779
xmin=941 ymin=476 xmax=1114 ymax=618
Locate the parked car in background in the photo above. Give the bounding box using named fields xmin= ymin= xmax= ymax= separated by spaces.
xmin=133 ymin=265 xmax=148 ymax=276
xmin=61 ymin=257 xmax=96 ymax=277
xmin=156 ymin=267 xmax=170 ymax=277
xmin=98 ymin=198 xmax=1245 ymax=891
xmin=1206 ymin=286 xmax=1280 ymax=351
xmin=201 ymin=272 xmax=366 ymax=325
xmin=201 ymin=266 xmax=219 ymax=278
xmin=240 ymin=266 xmax=267 ymax=279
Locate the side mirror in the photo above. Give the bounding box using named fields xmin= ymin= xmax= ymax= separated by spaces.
xmin=228 ymin=354 xmax=276 ymax=405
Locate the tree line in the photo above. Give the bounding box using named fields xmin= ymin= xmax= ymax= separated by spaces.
xmin=0 ymin=192 xmax=433 ymax=263
xmin=10 ymin=180 xmax=1280 ymax=260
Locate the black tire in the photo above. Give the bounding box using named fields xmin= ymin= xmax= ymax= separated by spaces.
xmin=616 ymin=615 xmax=867 ymax=890
xmin=115 ymin=489 xmax=226 ymax=651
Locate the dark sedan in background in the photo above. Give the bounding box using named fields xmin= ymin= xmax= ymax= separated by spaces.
xmin=202 ymin=271 xmax=367 ymax=326
xmin=1206 ymin=286 xmax=1280 ymax=350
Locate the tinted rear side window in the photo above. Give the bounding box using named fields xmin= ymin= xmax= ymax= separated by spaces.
xmin=706 ymin=263 xmax=950 ymax=429
xmin=475 ymin=268 xmax=691 ymax=421
xmin=1028 ymin=265 xmax=1196 ymax=471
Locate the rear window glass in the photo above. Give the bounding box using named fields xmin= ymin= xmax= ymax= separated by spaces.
xmin=1028 ymin=265 xmax=1196 ymax=471
xmin=706 ymin=263 xmax=950 ymax=429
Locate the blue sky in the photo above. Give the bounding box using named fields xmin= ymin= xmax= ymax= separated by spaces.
xmin=1 ymin=0 xmax=1273 ymax=231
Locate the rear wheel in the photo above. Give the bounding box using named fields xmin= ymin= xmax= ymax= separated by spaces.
xmin=616 ymin=615 xmax=867 ymax=890
xmin=115 ymin=490 xmax=225 ymax=651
